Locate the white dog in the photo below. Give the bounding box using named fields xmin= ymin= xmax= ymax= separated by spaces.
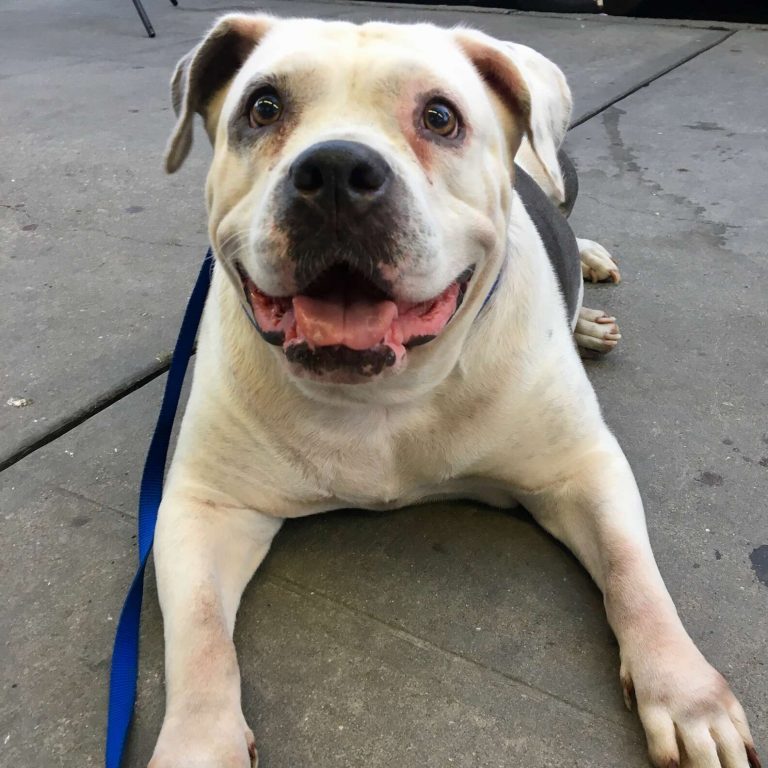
xmin=149 ymin=14 xmax=759 ymax=768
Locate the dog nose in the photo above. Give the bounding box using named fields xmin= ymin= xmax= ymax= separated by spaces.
xmin=289 ymin=140 xmax=392 ymax=214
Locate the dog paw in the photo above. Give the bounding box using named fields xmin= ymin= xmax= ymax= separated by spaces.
xmin=574 ymin=306 xmax=620 ymax=355
xmin=578 ymin=238 xmax=621 ymax=284
xmin=621 ymin=640 xmax=760 ymax=768
xmin=149 ymin=709 xmax=257 ymax=768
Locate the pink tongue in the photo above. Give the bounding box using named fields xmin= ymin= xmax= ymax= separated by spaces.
xmin=293 ymin=295 xmax=398 ymax=350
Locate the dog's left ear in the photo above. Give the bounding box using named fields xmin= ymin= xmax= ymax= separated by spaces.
xmin=454 ymin=30 xmax=572 ymax=203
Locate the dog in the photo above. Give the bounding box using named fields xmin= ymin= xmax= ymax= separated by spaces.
xmin=148 ymin=14 xmax=759 ymax=768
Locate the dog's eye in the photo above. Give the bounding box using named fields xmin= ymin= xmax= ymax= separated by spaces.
xmin=422 ymin=101 xmax=458 ymax=138
xmin=249 ymin=90 xmax=283 ymax=128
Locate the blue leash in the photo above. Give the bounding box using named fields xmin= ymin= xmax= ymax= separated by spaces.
xmin=105 ymin=248 xmax=213 ymax=768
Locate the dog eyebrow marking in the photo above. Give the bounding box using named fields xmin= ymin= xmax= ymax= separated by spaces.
xmin=234 ymin=73 xmax=283 ymax=110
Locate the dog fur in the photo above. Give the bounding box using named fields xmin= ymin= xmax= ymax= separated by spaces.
xmin=148 ymin=15 xmax=759 ymax=768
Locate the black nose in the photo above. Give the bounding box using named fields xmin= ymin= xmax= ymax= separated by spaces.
xmin=289 ymin=140 xmax=392 ymax=215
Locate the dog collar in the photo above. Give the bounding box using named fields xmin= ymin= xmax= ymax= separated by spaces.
xmin=480 ymin=271 xmax=502 ymax=312
xmin=478 ymin=255 xmax=507 ymax=316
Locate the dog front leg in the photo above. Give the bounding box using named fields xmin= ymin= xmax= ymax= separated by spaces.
xmin=517 ymin=441 xmax=759 ymax=768
xmin=149 ymin=490 xmax=282 ymax=768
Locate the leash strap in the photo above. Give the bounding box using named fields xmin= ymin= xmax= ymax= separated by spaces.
xmin=105 ymin=248 xmax=213 ymax=768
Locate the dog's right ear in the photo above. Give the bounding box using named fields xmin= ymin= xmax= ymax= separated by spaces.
xmin=165 ymin=13 xmax=274 ymax=173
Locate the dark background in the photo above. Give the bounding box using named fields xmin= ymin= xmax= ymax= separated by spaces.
xmin=396 ymin=0 xmax=768 ymax=23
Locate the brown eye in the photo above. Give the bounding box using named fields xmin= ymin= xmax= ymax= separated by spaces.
xmin=423 ymin=101 xmax=458 ymax=138
xmin=249 ymin=90 xmax=283 ymax=128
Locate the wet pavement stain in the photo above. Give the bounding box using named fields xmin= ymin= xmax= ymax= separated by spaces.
xmin=696 ymin=470 xmax=724 ymax=486
xmin=750 ymin=545 xmax=768 ymax=587
xmin=684 ymin=121 xmax=726 ymax=132
xmin=602 ymin=106 xmax=641 ymax=174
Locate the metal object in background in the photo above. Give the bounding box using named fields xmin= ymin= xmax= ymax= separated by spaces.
xmin=132 ymin=0 xmax=179 ymax=39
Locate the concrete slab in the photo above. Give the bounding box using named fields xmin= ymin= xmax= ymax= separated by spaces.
xmin=0 ymin=0 xmax=726 ymax=464
xmin=1 ymin=469 xmax=135 ymax=767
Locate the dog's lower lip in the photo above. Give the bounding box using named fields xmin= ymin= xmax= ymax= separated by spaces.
xmin=237 ymin=262 xmax=473 ymax=374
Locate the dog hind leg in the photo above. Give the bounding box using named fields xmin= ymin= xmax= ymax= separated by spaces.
xmin=575 ymin=306 xmax=621 ymax=355
xmin=578 ymin=237 xmax=621 ymax=284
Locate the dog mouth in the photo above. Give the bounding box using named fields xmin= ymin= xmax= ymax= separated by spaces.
xmin=237 ymin=262 xmax=472 ymax=377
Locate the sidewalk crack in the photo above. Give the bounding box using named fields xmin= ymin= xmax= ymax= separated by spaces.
xmin=570 ymin=30 xmax=737 ymax=129
xmin=263 ymin=571 xmax=643 ymax=739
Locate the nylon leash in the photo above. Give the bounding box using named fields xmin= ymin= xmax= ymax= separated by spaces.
xmin=104 ymin=248 xmax=213 ymax=768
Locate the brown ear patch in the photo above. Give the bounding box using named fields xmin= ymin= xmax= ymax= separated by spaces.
xmin=165 ymin=13 xmax=274 ymax=173
xmin=454 ymin=33 xmax=532 ymax=136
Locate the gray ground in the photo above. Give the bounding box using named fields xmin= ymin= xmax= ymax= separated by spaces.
xmin=1 ymin=1 xmax=766 ymax=766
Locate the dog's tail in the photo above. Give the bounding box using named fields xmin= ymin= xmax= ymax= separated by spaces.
xmin=557 ymin=149 xmax=579 ymax=219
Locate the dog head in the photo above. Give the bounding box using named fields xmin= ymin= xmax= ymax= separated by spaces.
xmin=166 ymin=15 xmax=566 ymax=393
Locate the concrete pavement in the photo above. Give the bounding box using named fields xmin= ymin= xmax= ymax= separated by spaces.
xmin=1 ymin=2 xmax=766 ymax=766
